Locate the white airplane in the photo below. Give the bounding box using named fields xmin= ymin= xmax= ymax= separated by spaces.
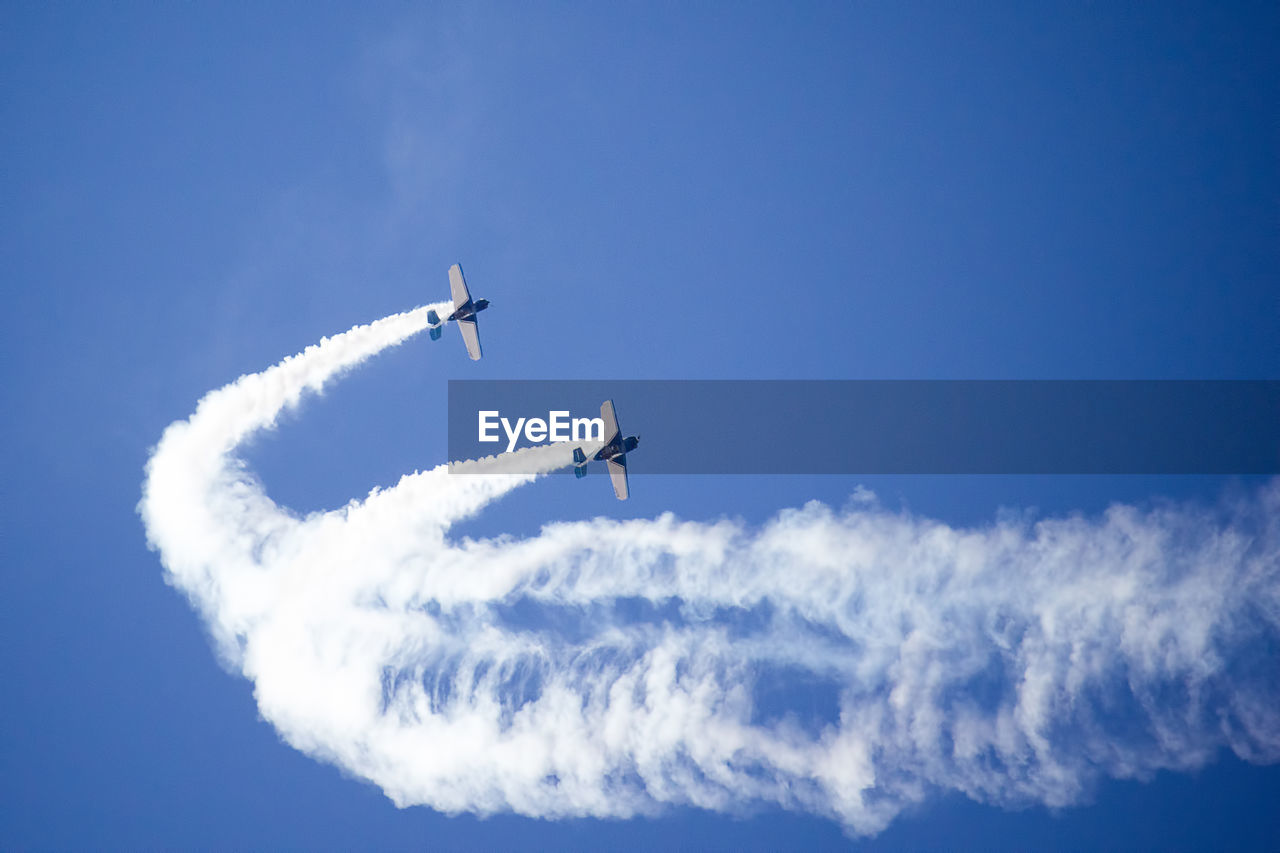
xmin=573 ymin=399 xmax=640 ymax=500
xmin=427 ymin=263 xmax=489 ymax=360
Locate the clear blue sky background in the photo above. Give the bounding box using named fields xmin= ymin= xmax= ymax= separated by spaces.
xmin=3 ymin=3 xmax=1278 ymax=849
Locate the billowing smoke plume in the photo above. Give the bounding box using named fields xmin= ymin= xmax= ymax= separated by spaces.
xmin=140 ymin=308 xmax=1280 ymax=836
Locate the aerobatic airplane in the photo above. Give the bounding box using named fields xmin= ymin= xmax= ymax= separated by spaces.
xmin=573 ymin=399 xmax=640 ymax=500
xmin=427 ymin=263 xmax=489 ymax=360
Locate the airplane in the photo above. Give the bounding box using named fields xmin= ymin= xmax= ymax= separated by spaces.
xmin=427 ymin=263 xmax=489 ymax=360
xmin=573 ymin=399 xmax=640 ymax=500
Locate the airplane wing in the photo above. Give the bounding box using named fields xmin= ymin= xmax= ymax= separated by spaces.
xmin=607 ymin=455 xmax=629 ymax=500
xmin=600 ymin=399 xmax=621 ymax=445
xmin=448 ymin=263 xmax=471 ymax=312
xmin=457 ymin=317 xmax=482 ymax=360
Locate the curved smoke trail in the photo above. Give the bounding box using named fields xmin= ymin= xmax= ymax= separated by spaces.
xmin=140 ymin=308 xmax=1280 ymax=836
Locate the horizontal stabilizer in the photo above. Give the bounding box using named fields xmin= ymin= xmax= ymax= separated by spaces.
xmin=574 ymin=465 xmax=587 ymax=479
xmin=428 ymin=325 xmax=441 ymax=341
xmin=427 ymin=309 xmax=439 ymax=326
xmin=573 ymin=447 xmax=586 ymax=465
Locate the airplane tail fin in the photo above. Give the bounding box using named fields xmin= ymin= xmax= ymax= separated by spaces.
xmin=573 ymin=447 xmax=587 ymax=478
xmin=427 ymin=309 xmax=441 ymax=341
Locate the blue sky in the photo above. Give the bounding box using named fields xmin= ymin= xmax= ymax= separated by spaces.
xmin=4 ymin=3 xmax=1278 ymax=850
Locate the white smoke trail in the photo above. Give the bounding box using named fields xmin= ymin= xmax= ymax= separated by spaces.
xmin=140 ymin=309 xmax=1280 ymax=837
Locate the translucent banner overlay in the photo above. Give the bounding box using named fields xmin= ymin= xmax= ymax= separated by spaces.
xmin=447 ymin=380 xmax=1280 ymax=474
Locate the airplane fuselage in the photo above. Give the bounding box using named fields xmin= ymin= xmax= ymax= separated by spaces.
xmin=593 ymin=434 xmax=639 ymax=463
xmin=448 ymin=298 xmax=489 ymax=323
